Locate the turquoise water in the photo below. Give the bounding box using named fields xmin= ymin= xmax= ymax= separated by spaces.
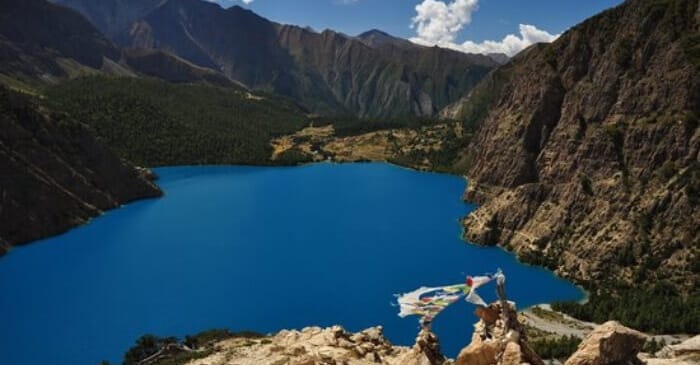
xmin=0 ymin=163 xmax=583 ymax=365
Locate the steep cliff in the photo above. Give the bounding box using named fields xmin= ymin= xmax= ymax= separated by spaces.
xmin=450 ymin=0 xmax=699 ymax=294
xmin=0 ymin=87 xmax=162 ymax=254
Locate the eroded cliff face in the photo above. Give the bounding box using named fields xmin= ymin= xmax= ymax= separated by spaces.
xmin=0 ymin=87 xmax=162 ymax=253
xmin=457 ymin=0 xmax=699 ymax=291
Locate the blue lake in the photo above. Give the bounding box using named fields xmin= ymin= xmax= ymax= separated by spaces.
xmin=0 ymin=163 xmax=583 ymax=365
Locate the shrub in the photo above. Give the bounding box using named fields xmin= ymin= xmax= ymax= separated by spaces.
xmin=531 ymin=335 xmax=582 ymax=360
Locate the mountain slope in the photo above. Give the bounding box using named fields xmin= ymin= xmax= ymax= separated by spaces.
xmin=0 ymin=0 xmax=236 ymax=88
xmin=51 ymin=0 xmax=166 ymax=37
xmin=0 ymin=87 xmax=161 ymax=255
xmin=107 ymin=0 xmax=497 ymax=117
xmin=43 ymin=76 xmax=311 ymax=166
xmin=356 ymin=29 xmax=417 ymax=49
xmin=122 ymin=48 xmax=236 ymax=86
xmin=0 ymin=0 xmax=122 ymax=80
xmin=448 ymin=0 xmax=699 ymax=298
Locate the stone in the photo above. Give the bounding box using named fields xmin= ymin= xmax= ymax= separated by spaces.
xmin=455 ymin=338 xmax=499 ymax=365
xmin=456 ymin=301 xmax=543 ymax=365
xmin=475 ymin=306 xmax=501 ymax=325
xmin=501 ymin=342 xmax=523 ymax=365
xmin=643 ymin=335 xmax=700 ymax=365
xmin=564 ymin=321 xmax=645 ymax=365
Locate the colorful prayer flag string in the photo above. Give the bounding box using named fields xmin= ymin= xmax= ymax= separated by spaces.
xmin=396 ymin=270 xmax=504 ymax=327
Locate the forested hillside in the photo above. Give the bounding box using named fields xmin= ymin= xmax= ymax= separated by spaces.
xmin=44 ymin=77 xmax=311 ymax=166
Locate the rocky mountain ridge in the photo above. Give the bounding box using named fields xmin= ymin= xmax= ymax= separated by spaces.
xmin=0 ymin=0 xmax=122 ymax=80
xmin=0 ymin=0 xmax=239 ymax=89
xmin=448 ymin=0 xmax=699 ymax=296
xmin=52 ymin=0 xmax=167 ymax=37
xmin=58 ymin=0 xmax=498 ymax=117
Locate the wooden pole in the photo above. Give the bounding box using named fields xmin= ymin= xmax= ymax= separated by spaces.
xmin=496 ymin=273 xmax=509 ymax=332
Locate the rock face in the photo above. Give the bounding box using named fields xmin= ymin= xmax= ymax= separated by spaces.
xmin=456 ymin=302 xmax=543 ymax=365
xmin=394 ymin=329 xmax=448 ymax=365
xmin=60 ymin=0 xmax=498 ymax=117
xmin=565 ymin=321 xmax=645 ymax=365
xmin=644 ymin=335 xmax=700 ymax=365
xmin=0 ymin=87 xmax=162 ymax=253
xmin=452 ymin=0 xmax=699 ymax=292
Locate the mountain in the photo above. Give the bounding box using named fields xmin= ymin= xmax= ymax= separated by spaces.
xmin=64 ymin=0 xmax=499 ymax=117
xmin=486 ymin=53 xmax=510 ymax=65
xmin=447 ymin=0 xmax=699 ymax=298
xmin=0 ymin=86 xmax=161 ymax=255
xmin=356 ymin=29 xmax=416 ymax=49
xmin=0 ymin=0 xmax=123 ymax=80
xmin=122 ymin=48 xmax=236 ymax=86
xmin=0 ymin=0 xmax=238 ymax=88
xmin=51 ymin=0 xmax=166 ymax=37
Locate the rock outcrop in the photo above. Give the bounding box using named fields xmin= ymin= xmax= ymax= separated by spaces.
xmin=394 ymin=329 xmax=448 ymax=365
xmin=185 ymin=326 xmax=422 ymax=365
xmin=179 ymin=302 xmax=540 ymax=365
xmin=564 ymin=321 xmax=645 ymax=365
xmin=124 ymin=301 xmax=691 ymax=365
xmin=456 ymin=302 xmax=543 ymax=365
xmin=451 ymin=0 xmax=699 ymax=292
xmin=643 ymin=335 xmax=700 ymax=365
xmin=0 ymin=86 xmax=162 ymax=254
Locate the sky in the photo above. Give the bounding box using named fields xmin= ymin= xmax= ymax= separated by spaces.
xmin=209 ymin=0 xmax=624 ymax=56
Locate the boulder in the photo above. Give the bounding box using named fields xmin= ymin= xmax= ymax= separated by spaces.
xmin=455 ymin=335 xmax=499 ymax=365
xmin=644 ymin=335 xmax=700 ymax=365
xmin=564 ymin=321 xmax=645 ymax=365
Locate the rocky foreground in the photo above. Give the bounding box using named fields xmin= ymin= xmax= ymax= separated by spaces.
xmin=133 ymin=302 xmax=699 ymax=365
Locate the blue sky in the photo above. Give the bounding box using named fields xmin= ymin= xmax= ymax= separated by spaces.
xmin=212 ymin=0 xmax=624 ymax=55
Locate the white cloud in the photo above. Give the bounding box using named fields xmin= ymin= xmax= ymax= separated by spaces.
xmin=411 ymin=0 xmax=479 ymax=45
xmin=410 ymin=0 xmax=559 ymax=56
